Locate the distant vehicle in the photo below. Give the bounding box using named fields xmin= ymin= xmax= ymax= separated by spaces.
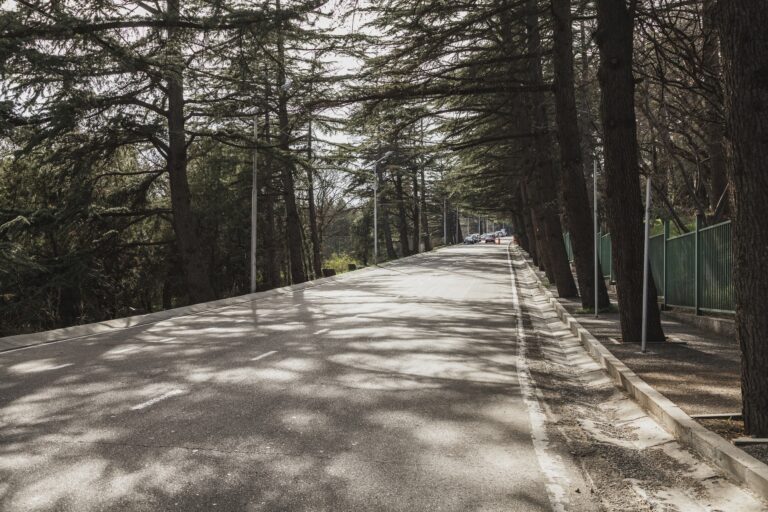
xmin=463 ymin=235 xmax=476 ymax=244
xmin=470 ymin=233 xmax=481 ymax=242
xmin=494 ymin=230 xmax=504 ymax=237
xmin=481 ymin=233 xmax=496 ymax=243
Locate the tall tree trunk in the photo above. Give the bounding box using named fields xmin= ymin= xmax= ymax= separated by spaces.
xmin=551 ymin=0 xmax=610 ymax=309
xmin=420 ymin=166 xmax=432 ymax=251
xmin=306 ymin=118 xmax=322 ymax=278
xmin=276 ymin=0 xmax=306 ymax=284
xmin=595 ymin=0 xmax=664 ymax=342
xmin=513 ymin=209 xmax=529 ymax=252
xmin=717 ymin=1 xmax=768 ymax=436
xmin=524 ymin=1 xmax=578 ymax=298
xmin=394 ymin=170 xmax=411 ymax=256
xmin=165 ymin=0 xmax=214 ymax=303
xmin=378 ymin=168 xmax=398 ymax=260
xmin=520 ymin=184 xmax=539 ymax=265
xmin=382 ymin=205 xmax=397 ymax=260
xmin=530 ymin=200 xmax=554 ymax=281
xmin=701 ymin=0 xmax=728 ymax=215
xmin=262 ymin=95 xmax=281 ymax=289
xmin=411 ymin=168 xmax=420 ymax=253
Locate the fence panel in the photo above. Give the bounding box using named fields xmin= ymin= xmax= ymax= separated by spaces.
xmin=649 ymin=234 xmax=665 ymax=297
xmin=699 ymin=221 xmax=733 ymax=312
xmin=561 ymin=220 xmax=733 ymax=314
xmin=563 ymin=232 xmax=574 ymax=262
xmin=665 ymin=232 xmax=696 ymax=308
xmin=600 ymin=233 xmax=612 ymax=281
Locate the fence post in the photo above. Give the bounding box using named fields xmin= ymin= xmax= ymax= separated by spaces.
xmin=694 ymin=216 xmax=701 ymax=316
xmin=663 ymin=220 xmax=669 ymax=310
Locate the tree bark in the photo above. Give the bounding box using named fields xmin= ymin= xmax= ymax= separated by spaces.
xmin=520 ymin=184 xmax=539 ymax=265
xmin=262 ymin=88 xmax=281 ymax=289
xmin=701 ymin=0 xmax=728 ymax=215
xmin=595 ymin=0 xmax=664 ymax=342
xmin=394 ymin=169 xmax=411 ymax=256
xmin=165 ymin=0 xmax=214 ymax=303
xmin=523 ymin=1 xmax=578 ymax=298
xmin=420 ymin=166 xmax=432 ymax=251
xmin=306 ymin=118 xmax=322 ymax=278
xmin=551 ymin=0 xmax=610 ymax=309
xmin=411 ymin=167 xmax=420 ymax=253
xmin=276 ymin=0 xmax=306 ymax=284
xmin=378 ymin=169 xmax=398 ymax=260
xmin=717 ymin=0 xmax=768 ymax=436
xmin=383 ymin=207 xmax=397 ymax=258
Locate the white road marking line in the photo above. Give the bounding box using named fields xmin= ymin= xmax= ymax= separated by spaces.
xmin=506 ymin=244 xmax=570 ymax=512
xmin=131 ymin=389 xmax=185 ymax=411
xmin=251 ymin=350 xmax=278 ymax=361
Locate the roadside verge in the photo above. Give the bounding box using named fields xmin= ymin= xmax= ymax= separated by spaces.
xmin=509 ymin=243 xmax=768 ymax=501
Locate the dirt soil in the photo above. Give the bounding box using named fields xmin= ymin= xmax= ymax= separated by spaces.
xmin=540 ymin=272 xmax=768 ymax=469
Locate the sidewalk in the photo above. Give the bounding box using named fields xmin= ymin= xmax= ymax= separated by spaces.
xmin=534 ymin=266 xmax=768 ymax=468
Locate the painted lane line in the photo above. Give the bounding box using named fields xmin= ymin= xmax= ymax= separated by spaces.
xmin=251 ymin=350 xmax=278 ymax=361
xmin=506 ymin=244 xmax=570 ymax=512
xmin=131 ymin=389 xmax=185 ymax=411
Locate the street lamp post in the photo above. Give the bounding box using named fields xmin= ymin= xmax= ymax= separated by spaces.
xmin=594 ymin=159 xmax=599 ymax=318
xmin=443 ymin=198 xmax=447 ymax=245
xmin=373 ymin=168 xmax=378 ymax=264
xmin=641 ymin=176 xmax=653 ymax=352
xmin=250 ymin=114 xmax=258 ymax=294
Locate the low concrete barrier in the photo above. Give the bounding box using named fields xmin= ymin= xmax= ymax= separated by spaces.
xmin=663 ymin=308 xmax=736 ymax=339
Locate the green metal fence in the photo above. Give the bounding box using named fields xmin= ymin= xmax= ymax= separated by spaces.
xmin=562 ymin=231 xmax=613 ymax=281
xmin=563 ymin=220 xmax=733 ymax=314
xmin=600 ymin=233 xmax=613 ymax=282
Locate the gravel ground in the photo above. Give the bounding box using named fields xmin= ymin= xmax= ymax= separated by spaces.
xmin=535 ymin=267 xmax=768 ymax=470
xmin=511 ymin=253 xmax=767 ymax=510
xmin=556 ymin=296 xmax=742 ymax=417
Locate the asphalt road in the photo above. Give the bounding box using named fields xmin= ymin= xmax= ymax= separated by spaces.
xmin=1 ymin=242 xmax=587 ymax=512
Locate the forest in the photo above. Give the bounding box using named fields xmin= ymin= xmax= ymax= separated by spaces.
xmin=1 ymin=1 xmax=766 ymax=435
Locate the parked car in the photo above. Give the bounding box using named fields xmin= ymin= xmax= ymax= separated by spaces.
xmin=470 ymin=233 xmax=481 ymax=242
xmin=463 ymin=236 xmax=476 ymax=244
xmin=481 ymin=233 xmax=496 ymax=243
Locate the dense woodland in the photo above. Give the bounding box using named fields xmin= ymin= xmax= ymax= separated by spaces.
xmin=1 ymin=1 xmax=766 ymax=434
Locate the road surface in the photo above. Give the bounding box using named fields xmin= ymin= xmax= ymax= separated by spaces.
xmin=0 ymin=242 xmax=764 ymax=511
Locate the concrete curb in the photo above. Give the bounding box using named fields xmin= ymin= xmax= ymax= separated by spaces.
xmin=0 ymin=244 xmax=451 ymax=353
xmin=511 ymin=244 xmax=768 ymax=502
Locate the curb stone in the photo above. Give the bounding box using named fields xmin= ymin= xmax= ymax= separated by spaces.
xmin=0 ymin=244 xmax=451 ymax=353
xmin=510 ymin=243 xmax=768 ymax=502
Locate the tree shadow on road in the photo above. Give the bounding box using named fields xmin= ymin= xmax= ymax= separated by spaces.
xmin=0 ymin=245 xmax=553 ymax=511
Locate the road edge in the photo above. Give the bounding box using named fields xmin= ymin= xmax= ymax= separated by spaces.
xmin=0 ymin=244 xmax=449 ymax=353
xmin=509 ymin=242 xmax=768 ymax=502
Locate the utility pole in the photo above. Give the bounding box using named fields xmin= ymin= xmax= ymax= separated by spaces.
xmin=250 ymin=114 xmax=258 ymax=293
xmin=443 ymin=198 xmax=447 ymax=245
xmin=373 ymin=164 xmax=378 ymax=264
xmin=641 ymin=176 xmax=652 ymax=352
xmin=594 ymin=159 xmax=599 ymax=318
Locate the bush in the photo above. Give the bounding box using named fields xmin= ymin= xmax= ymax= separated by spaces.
xmin=324 ymin=253 xmax=362 ymax=275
